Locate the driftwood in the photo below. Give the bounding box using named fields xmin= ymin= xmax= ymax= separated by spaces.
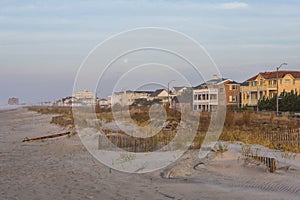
xmin=22 ymin=132 xmax=71 ymax=142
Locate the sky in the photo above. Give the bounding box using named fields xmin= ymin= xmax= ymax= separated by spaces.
xmin=1 ymin=0 xmax=300 ymax=104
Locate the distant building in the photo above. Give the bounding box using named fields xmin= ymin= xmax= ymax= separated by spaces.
xmin=97 ymin=98 xmax=109 ymax=108
xmin=74 ymin=90 xmax=94 ymax=99
xmin=8 ymin=97 xmax=19 ymax=105
xmin=148 ymin=89 xmax=170 ymax=104
xmin=112 ymin=91 xmax=134 ymax=107
xmin=241 ymin=70 xmax=300 ymax=109
xmin=171 ymin=86 xmax=189 ymax=96
xmin=74 ymin=90 xmax=95 ymax=106
xmin=193 ymin=75 xmax=240 ymax=111
xmin=129 ymin=91 xmax=153 ymax=104
xmin=62 ymin=96 xmax=79 ymax=106
xmin=112 ymin=90 xmax=153 ymax=106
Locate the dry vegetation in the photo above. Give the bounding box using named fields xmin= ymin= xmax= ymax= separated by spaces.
xmin=27 ymin=106 xmax=74 ymax=128
xmin=27 ymin=106 xmax=300 ymax=153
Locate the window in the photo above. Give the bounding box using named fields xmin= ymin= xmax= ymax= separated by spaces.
xmin=269 ymin=80 xmax=272 ymax=85
xmin=229 ymin=95 xmax=237 ymax=102
xmin=293 ymin=80 xmax=296 ymax=85
xmin=273 ymin=80 xmax=277 ymax=85
xmin=220 ymin=88 xmax=224 ymax=93
xmin=260 ymin=79 xmax=263 ymax=85
xmin=285 ymin=79 xmax=291 ymax=83
xmin=280 ymin=79 xmax=282 ymax=85
xmin=210 ymin=94 xmax=217 ymax=100
xmin=251 ymin=81 xmax=257 ymax=86
xmin=194 ymin=95 xmax=197 ymax=100
xmin=232 ymin=96 xmax=237 ymax=102
xmin=198 ymin=95 xmax=201 ymax=100
xmin=230 ymin=85 xmax=237 ymax=90
xmin=251 ymin=93 xmax=257 ymax=100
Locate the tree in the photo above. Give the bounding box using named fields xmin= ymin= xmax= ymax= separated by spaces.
xmin=258 ymin=91 xmax=300 ymax=112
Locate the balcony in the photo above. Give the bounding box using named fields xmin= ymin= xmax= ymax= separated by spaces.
xmin=242 ymin=98 xmax=258 ymax=106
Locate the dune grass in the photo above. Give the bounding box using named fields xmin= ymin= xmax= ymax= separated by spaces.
xmin=27 ymin=106 xmax=300 ymax=152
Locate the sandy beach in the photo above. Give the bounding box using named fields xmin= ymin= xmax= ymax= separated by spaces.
xmin=1 ymin=108 xmax=300 ymax=200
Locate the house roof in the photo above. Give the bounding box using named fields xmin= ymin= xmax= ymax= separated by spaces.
xmin=240 ymin=81 xmax=249 ymax=86
xmin=150 ymin=89 xmax=166 ymax=97
xmin=172 ymin=86 xmax=186 ymax=91
xmin=193 ymin=83 xmax=206 ymax=89
xmin=133 ymin=90 xmax=153 ymax=94
xmin=114 ymin=90 xmax=133 ymax=95
xmin=206 ymin=78 xmax=228 ymax=84
xmin=227 ymin=80 xmax=240 ymax=85
xmin=247 ymin=70 xmax=300 ymax=81
xmin=193 ymin=78 xmax=232 ymax=89
xmin=114 ymin=90 xmax=153 ymax=95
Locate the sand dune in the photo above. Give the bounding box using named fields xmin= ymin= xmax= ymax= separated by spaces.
xmin=1 ymin=108 xmax=300 ymax=199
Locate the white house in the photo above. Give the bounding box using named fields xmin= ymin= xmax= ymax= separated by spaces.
xmin=171 ymin=86 xmax=189 ymax=96
xmin=193 ymin=75 xmax=228 ymax=112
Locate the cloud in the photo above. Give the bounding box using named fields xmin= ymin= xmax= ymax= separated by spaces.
xmin=217 ymin=2 xmax=249 ymax=10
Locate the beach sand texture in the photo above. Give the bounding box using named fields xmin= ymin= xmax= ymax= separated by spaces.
xmin=1 ymin=108 xmax=300 ymax=200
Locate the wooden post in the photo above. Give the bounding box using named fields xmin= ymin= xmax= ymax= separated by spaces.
xmin=270 ymin=158 xmax=276 ymax=173
xmin=297 ymin=129 xmax=300 ymax=148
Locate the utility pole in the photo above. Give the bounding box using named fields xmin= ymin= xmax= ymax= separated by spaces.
xmin=276 ymin=63 xmax=287 ymax=116
xmin=167 ymin=80 xmax=175 ymax=108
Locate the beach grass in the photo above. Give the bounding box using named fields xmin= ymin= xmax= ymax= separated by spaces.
xmin=27 ymin=106 xmax=300 ymax=153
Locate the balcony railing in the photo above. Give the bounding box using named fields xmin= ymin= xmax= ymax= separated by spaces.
xmin=242 ymin=99 xmax=258 ymax=106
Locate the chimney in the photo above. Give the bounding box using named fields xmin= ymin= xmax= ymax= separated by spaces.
xmin=213 ymin=74 xmax=219 ymax=80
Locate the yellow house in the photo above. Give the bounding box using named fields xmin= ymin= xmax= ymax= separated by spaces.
xmin=241 ymin=70 xmax=300 ymax=108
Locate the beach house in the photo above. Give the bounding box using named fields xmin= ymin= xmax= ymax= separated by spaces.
xmin=241 ymin=70 xmax=300 ymax=109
